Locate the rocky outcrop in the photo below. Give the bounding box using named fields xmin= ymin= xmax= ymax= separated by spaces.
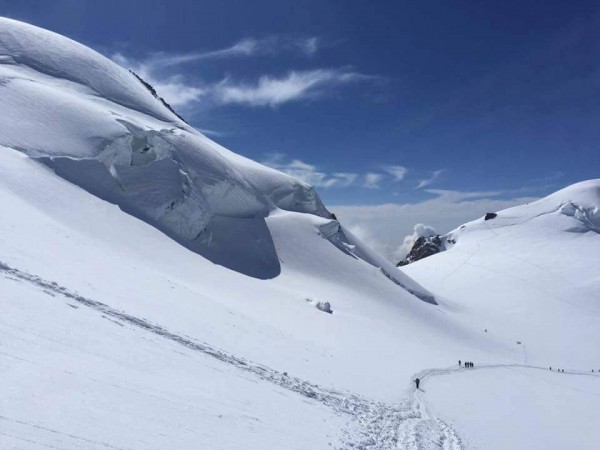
xmin=397 ymin=235 xmax=443 ymax=266
xmin=316 ymin=301 xmax=333 ymax=314
xmin=130 ymin=70 xmax=188 ymax=124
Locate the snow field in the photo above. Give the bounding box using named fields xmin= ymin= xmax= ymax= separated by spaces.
xmin=424 ymin=366 xmax=600 ymax=450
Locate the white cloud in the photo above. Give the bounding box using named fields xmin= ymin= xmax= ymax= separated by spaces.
xmin=196 ymin=127 xmax=226 ymax=138
xmin=345 ymin=224 xmax=377 ymax=248
xmin=416 ymin=169 xmax=444 ymax=189
xmin=363 ymin=172 xmax=384 ymax=189
xmin=147 ymin=36 xmax=321 ymax=69
xmin=149 ymin=78 xmax=205 ymax=108
xmin=332 ymin=172 xmax=359 ymax=186
xmin=214 ymin=69 xmax=373 ymax=107
xmin=113 ymin=40 xmax=376 ymax=110
xmin=302 ymin=37 xmax=320 ymax=56
xmin=261 ymin=154 xmax=368 ymax=188
xmin=332 ymin=190 xmax=538 ymax=261
xmin=112 ymin=53 xmax=205 ymax=108
xmin=382 ymin=165 xmax=408 ymax=181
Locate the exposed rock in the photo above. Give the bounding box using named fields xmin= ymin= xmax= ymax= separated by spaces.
xmin=130 ymin=70 xmax=187 ymax=124
xmin=315 ymin=301 xmax=333 ymax=314
xmin=397 ymin=235 xmax=443 ymax=266
xmin=484 ymin=212 xmax=497 ymax=221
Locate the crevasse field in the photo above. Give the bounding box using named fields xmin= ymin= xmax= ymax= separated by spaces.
xmin=0 ymin=17 xmax=598 ymax=450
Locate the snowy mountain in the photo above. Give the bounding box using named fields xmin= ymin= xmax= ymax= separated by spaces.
xmin=404 ymin=180 xmax=600 ymax=365
xmin=396 ymin=234 xmax=445 ymax=266
xmin=1 ymin=17 xmax=599 ymax=450
xmin=399 ymin=181 xmax=600 ymax=446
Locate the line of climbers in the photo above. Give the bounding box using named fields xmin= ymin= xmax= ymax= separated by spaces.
xmin=414 ymin=360 xmax=478 ymax=390
xmin=414 ymin=362 xmax=599 ymax=391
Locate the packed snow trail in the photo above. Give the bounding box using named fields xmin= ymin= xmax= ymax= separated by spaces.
xmin=404 ymin=363 xmax=600 ymax=450
xmin=0 ymin=260 xmax=463 ymax=449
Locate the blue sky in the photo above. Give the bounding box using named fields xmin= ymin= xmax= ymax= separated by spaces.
xmin=2 ymin=0 xmax=599 ymax=256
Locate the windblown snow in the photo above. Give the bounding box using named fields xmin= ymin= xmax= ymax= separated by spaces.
xmin=1 ymin=17 xmax=599 ymax=450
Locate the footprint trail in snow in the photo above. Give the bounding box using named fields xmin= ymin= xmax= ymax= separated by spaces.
xmin=1 ymin=260 xmax=466 ymax=449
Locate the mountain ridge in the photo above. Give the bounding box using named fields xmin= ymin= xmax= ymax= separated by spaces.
xmin=0 ymin=16 xmax=430 ymax=294
xmin=397 ymin=179 xmax=600 ymax=266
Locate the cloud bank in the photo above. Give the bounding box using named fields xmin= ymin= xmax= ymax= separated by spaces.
xmin=333 ymin=190 xmax=538 ymax=262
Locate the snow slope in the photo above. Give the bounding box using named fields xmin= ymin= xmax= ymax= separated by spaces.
xmin=398 ymin=182 xmax=600 ymax=449
xmin=0 ymin=17 xmax=489 ymax=449
xmin=0 ymin=147 xmax=502 ymax=400
xmin=424 ymin=365 xmax=600 ymax=450
xmin=0 ymin=145 xmax=514 ymax=449
xmin=403 ymin=180 xmax=600 ymax=370
xmin=1 ymin=17 xmax=599 ymax=449
xmin=0 ymin=16 xmax=331 ymax=279
xmin=1 ymin=274 xmax=346 ymax=450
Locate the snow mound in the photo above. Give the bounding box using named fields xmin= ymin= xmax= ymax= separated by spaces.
xmin=0 ymin=18 xmax=179 ymax=123
xmin=0 ymin=17 xmax=334 ymax=278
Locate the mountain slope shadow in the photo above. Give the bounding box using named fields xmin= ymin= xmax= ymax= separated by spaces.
xmin=40 ymin=157 xmax=280 ymax=279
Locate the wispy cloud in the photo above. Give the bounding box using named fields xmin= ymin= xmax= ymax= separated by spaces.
xmin=261 ymin=154 xmax=449 ymax=191
xmin=382 ymin=165 xmax=408 ymax=181
xmin=146 ymin=36 xmax=321 ymax=69
xmin=112 ymin=53 xmax=205 ymax=108
xmin=416 ymin=169 xmax=444 ymax=189
xmin=113 ymin=36 xmax=377 ymax=111
xmin=214 ymin=69 xmax=375 ymax=107
xmin=332 ymin=172 xmax=359 ymax=186
xmin=363 ymin=172 xmax=384 ymax=189
xmin=196 ymin=127 xmax=227 ymax=138
xmin=261 ymin=153 xmax=361 ymax=188
xmin=147 ymin=76 xmax=205 ymax=108
xmin=531 ymin=170 xmax=564 ymax=184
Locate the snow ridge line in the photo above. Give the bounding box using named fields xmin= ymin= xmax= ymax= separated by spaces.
xmin=0 ymin=260 xmax=465 ymax=449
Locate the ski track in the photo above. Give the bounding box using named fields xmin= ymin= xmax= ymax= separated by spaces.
xmin=4 ymin=260 xmax=595 ymax=449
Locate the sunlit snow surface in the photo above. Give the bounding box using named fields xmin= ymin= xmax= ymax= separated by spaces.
xmin=1 ymin=16 xmax=599 ymax=450
xmin=403 ymin=180 xmax=600 ymax=368
xmin=425 ymin=366 xmax=600 ymax=450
